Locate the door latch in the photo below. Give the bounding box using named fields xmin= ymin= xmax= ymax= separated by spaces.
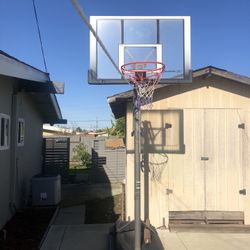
xmin=201 ymin=157 xmax=209 ymax=161
xmin=239 ymin=189 xmax=246 ymax=195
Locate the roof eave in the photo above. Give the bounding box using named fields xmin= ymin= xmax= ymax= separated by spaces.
xmin=108 ymin=66 xmax=250 ymax=118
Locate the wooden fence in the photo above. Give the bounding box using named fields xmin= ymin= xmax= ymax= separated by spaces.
xmin=42 ymin=137 xmax=70 ymax=180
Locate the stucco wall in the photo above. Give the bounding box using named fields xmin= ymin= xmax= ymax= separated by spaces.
xmin=15 ymin=91 xmax=43 ymax=207
xmin=0 ymin=76 xmax=43 ymax=228
xmin=0 ymin=77 xmax=13 ymax=228
xmin=125 ymin=76 xmax=250 ymax=227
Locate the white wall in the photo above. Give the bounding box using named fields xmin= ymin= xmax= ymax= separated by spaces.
xmin=0 ymin=76 xmax=43 ymax=228
xmin=0 ymin=76 xmax=13 ymax=228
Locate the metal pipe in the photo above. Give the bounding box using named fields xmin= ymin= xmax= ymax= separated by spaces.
xmin=70 ymin=0 xmax=124 ymax=79
xmin=9 ymin=89 xmax=18 ymax=213
xmin=133 ymin=88 xmax=141 ymax=250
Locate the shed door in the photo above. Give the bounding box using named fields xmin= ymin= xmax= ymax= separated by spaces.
xmin=203 ymin=109 xmax=244 ymax=211
xmin=168 ymin=108 xmax=244 ymax=212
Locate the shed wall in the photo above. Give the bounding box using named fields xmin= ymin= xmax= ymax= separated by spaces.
xmin=125 ymin=77 xmax=250 ymax=227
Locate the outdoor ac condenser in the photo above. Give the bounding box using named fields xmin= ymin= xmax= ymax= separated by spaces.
xmin=32 ymin=174 xmax=61 ymax=206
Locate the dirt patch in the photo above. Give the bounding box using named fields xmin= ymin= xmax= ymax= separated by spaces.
xmin=85 ymin=194 xmax=122 ymax=223
xmin=0 ymin=207 xmax=55 ymax=250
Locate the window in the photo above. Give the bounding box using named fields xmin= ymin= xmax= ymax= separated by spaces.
xmin=0 ymin=113 xmax=10 ymax=150
xmin=17 ymin=119 xmax=25 ymax=146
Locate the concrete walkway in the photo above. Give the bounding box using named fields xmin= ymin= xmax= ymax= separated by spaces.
xmin=158 ymin=230 xmax=250 ymax=250
xmin=40 ymin=205 xmax=114 ymax=250
xmin=40 ymin=224 xmax=113 ymax=250
xmin=39 ymin=192 xmax=250 ymax=250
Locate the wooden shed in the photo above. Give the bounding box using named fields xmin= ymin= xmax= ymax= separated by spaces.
xmin=108 ymin=66 xmax=250 ymax=228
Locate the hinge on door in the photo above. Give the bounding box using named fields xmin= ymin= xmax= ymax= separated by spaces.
xmin=201 ymin=157 xmax=209 ymax=161
xmin=165 ymin=123 xmax=172 ymax=129
xmin=238 ymin=123 xmax=245 ymax=129
xmin=239 ymin=189 xmax=246 ymax=195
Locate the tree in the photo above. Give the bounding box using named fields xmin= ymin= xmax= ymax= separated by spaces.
xmin=72 ymin=143 xmax=92 ymax=167
xmin=75 ymin=127 xmax=82 ymax=133
xmin=108 ymin=117 xmax=125 ymax=138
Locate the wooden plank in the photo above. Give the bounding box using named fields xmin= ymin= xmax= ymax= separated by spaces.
xmin=169 ymin=224 xmax=250 ymax=233
xmin=170 ymin=211 xmax=244 ymax=221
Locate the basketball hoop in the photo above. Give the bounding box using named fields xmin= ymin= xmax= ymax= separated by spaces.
xmin=121 ymin=61 xmax=165 ymax=109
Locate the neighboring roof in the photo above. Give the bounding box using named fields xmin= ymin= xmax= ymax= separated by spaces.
xmin=43 ymin=124 xmax=73 ymax=134
xmin=0 ymin=50 xmax=66 ymax=124
xmin=0 ymin=50 xmax=50 ymax=82
xmin=108 ymin=66 xmax=250 ymax=118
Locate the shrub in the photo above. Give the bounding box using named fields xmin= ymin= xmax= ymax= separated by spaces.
xmin=72 ymin=143 xmax=92 ymax=167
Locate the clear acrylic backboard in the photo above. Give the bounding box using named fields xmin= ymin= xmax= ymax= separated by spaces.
xmin=89 ymin=16 xmax=191 ymax=85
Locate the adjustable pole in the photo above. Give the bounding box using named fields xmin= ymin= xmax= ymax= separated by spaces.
xmin=133 ymin=88 xmax=141 ymax=250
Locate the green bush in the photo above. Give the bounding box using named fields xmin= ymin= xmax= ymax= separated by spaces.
xmin=72 ymin=143 xmax=92 ymax=167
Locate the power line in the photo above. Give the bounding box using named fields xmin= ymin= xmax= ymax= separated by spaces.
xmin=32 ymin=0 xmax=48 ymax=73
xmin=68 ymin=120 xmax=110 ymax=122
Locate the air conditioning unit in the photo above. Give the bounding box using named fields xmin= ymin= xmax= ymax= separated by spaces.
xmin=32 ymin=174 xmax=61 ymax=206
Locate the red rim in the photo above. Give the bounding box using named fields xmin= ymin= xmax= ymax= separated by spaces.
xmin=121 ymin=61 xmax=165 ymax=73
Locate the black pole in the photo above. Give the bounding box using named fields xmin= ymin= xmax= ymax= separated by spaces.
xmin=133 ymin=87 xmax=141 ymax=250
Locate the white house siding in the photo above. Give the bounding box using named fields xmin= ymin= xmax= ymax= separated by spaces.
xmin=0 ymin=76 xmax=43 ymax=228
xmin=0 ymin=77 xmax=13 ymax=228
xmin=15 ymin=91 xmax=43 ymax=207
xmin=125 ymin=76 xmax=250 ymax=227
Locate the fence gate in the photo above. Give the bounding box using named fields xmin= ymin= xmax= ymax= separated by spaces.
xmin=43 ymin=137 xmax=70 ymax=181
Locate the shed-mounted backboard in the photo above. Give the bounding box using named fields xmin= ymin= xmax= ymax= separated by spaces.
xmin=89 ymin=16 xmax=191 ymax=85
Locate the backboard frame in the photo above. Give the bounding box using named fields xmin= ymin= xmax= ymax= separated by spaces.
xmin=89 ymin=16 xmax=191 ymax=85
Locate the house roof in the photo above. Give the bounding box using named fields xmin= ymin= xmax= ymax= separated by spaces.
xmin=0 ymin=50 xmax=66 ymax=124
xmin=108 ymin=66 xmax=250 ymax=118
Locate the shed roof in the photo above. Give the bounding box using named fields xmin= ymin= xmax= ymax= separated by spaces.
xmin=0 ymin=50 xmax=66 ymax=124
xmin=108 ymin=66 xmax=250 ymax=118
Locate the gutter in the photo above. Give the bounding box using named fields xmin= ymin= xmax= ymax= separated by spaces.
xmin=49 ymin=94 xmax=63 ymax=123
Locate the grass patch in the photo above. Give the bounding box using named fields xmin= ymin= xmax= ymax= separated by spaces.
xmin=69 ymin=162 xmax=91 ymax=175
xmin=68 ymin=167 xmax=90 ymax=175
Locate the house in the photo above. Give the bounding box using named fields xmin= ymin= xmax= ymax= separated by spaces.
xmin=43 ymin=124 xmax=73 ymax=137
xmin=108 ymin=66 xmax=250 ymax=228
xmin=0 ymin=51 xmax=66 ymax=228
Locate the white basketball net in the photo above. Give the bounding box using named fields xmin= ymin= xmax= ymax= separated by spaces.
xmin=121 ymin=62 xmax=165 ymax=109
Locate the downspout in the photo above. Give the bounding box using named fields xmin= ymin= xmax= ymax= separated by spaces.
xmin=9 ymin=85 xmax=18 ymax=214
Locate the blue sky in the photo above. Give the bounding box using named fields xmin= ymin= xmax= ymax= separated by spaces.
xmin=0 ymin=0 xmax=250 ymax=129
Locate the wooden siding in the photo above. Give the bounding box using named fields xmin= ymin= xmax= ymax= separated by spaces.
xmin=125 ymin=77 xmax=250 ymax=227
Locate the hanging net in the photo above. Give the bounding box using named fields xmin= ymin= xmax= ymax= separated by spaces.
xmin=121 ymin=61 xmax=165 ymax=109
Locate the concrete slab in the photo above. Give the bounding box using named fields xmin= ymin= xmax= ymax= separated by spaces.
xmin=53 ymin=205 xmax=85 ymax=225
xmin=60 ymin=224 xmax=113 ymax=250
xmin=40 ymin=224 xmax=113 ymax=250
xmin=157 ymin=231 xmax=187 ymax=250
xmin=158 ymin=230 xmax=250 ymax=250
xmin=40 ymin=225 xmax=67 ymax=250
